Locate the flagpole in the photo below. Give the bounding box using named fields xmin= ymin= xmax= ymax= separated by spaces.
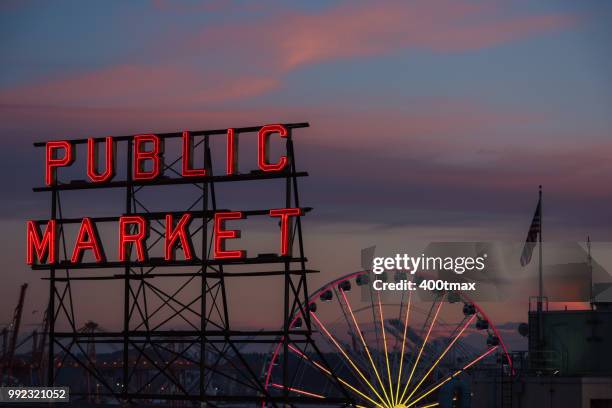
xmin=538 ymin=185 xmax=543 ymax=314
xmin=588 ymin=235 xmax=593 ymax=310
xmin=538 ymin=185 xmax=543 ymax=349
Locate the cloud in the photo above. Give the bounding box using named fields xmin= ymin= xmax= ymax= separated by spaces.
xmin=0 ymin=64 xmax=279 ymax=109
xmin=189 ymin=0 xmax=578 ymax=71
xmin=151 ymin=0 xmax=233 ymax=13
xmin=4 ymin=100 xmax=612 ymax=237
xmin=0 ymin=0 xmax=578 ymax=109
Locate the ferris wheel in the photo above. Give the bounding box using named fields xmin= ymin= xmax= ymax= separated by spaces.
xmin=264 ymin=270 xmax=512 ymax=408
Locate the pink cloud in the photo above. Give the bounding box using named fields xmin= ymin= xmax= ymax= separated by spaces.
xmin=0 ymin=104 xmax=289 ymax=139
xmin=190 ymin=0 xmax=578 ymax=71
xmin=0 ymin=1 xmax=578 ymax=109
xmin=0 ymin=64 xmax=279 ymax=108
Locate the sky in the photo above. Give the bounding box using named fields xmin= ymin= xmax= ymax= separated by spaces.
xmin=1 ymin=0 xmax=612 ymax=343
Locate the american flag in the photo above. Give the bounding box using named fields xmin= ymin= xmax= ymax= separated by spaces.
xmin=520 ymin=198 xmax=541 ymax=266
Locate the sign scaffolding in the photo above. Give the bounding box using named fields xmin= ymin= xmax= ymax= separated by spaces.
xmin=28 ymin=123 xmax=353 ymax=406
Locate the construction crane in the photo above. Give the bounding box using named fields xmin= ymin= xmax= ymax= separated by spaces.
xmin=0 ymin=283 xmax=28 ymax=384
xmin=31 ymin=308 xmax=49 ymax=385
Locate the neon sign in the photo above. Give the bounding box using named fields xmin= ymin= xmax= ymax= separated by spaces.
xmin=27 ymin=124 xmax=303 ymax=266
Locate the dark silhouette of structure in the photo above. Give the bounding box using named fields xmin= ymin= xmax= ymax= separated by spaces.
xmin=29 ymin=123 xmax=349 ymax=405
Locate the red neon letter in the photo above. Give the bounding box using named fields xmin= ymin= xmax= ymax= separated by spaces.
xmin=213 ymin=212 xmax=245 ymax=259
xmin=71 ymin=217 xmax=105 ymax=263
xmin=165 ymin=214 xmax=194 ymax=261
xmin=257 ymin=124 xmax=288 ymax=172
xmin=226 ymin=128 xmax=238 ymax=175
xmin=133 ymin=134 xmax=163 ymax=180
xmin=270 ymin=208 xmax=302 ymax=256
xmin=119 ymin=216 xmax=148 ymax=262
xmin=45 ymin=141 xmax=74 ymax=186
xmin=87 ymin=137 xmax=116 ymax=183
xmin=26 ymin=220 xmax=56 ymax=264
xmin=182 ymin=131 xmax=206 ymax=177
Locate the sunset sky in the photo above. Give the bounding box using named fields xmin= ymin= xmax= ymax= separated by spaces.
xmin=1 ymin=0 xmax=612 ymax=340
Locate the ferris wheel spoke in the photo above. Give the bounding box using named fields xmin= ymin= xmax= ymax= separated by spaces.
xmin=269 ymin=383 xmax=325 ymax=399
xmin=395 ymin=287 xmax=406 ymax=349
xmin=340 ymin=289 xmax=394 ymax=408
xmin=403 ymin=314 xmax=476 ymax=404
xmin=309 ymin=311 xmax=374 ymax=399
xmin=366 ymin=279 xmax=383 ymax=369
xmin=311 ymin=312 xmax=391 ymax=408
xmin=377 ymin=293 xmax=395 ymax=405
xmin=406 ymin=345 xmax=499 ymax=408
xmin=394 ymin=287 xmax=413 ymax=404
xmin=391 ymin=277 xmax=412 ymax=379
xmin=333 ymin=287 xmax=371 ymax=374
xmin=398 ymin=294 xmax=445 ymax=404
xmin=287 ymin=344 xmax=386 ymax=408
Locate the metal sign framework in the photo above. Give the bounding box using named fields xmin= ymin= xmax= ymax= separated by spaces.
xmin=31 ymin=123 xmax=352 ymax=405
